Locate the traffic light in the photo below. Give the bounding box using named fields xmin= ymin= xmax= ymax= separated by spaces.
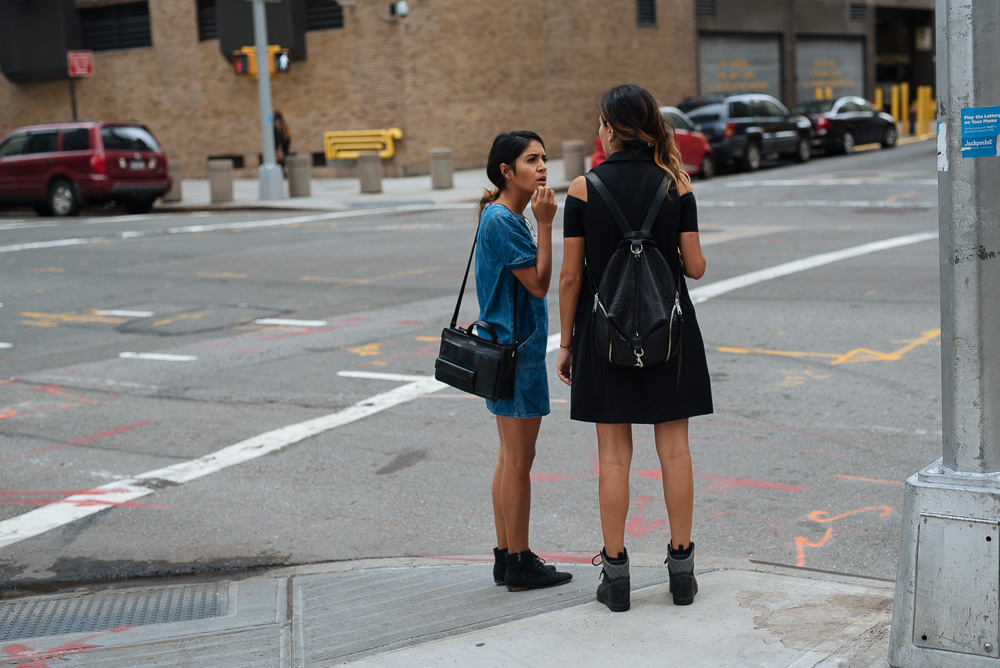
xmin=232 ymin=46 xmax=289 ymax=78
xmin=233 ymin=53 xmax=250 ymax=76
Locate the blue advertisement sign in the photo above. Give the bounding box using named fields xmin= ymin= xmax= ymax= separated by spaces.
xmin=961 ymin=106 xmax=1000 ymax=157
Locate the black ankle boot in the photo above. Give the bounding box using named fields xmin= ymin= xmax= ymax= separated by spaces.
xmin=666 ymin=542 xmax=698 ymax=606
xmin=494 ymin=547 xmax=556 ymax=585
xmin=594 ymin=547 xmax=630 ymax=612
xmin=505 ymin=550 xmax=573 ymax=591
xmin=493 ymin=547 xmax=507 ymax=585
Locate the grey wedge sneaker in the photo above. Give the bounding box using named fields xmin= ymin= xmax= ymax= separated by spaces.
xmin=595 ymin=547 xmax=630 ymax=612
xmin=666 ymin=542 xmax=698 ymax=606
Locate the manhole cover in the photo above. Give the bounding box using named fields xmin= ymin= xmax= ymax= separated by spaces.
xmin=0 ymin=582 xmax=226 ymax=641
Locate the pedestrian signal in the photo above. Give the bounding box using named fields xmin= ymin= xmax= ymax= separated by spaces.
xmin=233 ymin=53 xmax=250 ymax=76
xmin=273 ymin=49 xmax=291 ymax=74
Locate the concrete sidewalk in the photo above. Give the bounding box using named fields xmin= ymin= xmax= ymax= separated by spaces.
xmin=0 ymin=554 xmax=895 ymax=667
xmin=157 ymin=158 xmax=575 ymax=214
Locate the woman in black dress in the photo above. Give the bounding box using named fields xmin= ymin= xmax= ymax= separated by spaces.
xmin=556 ymin=84 xmax=713 ymax=612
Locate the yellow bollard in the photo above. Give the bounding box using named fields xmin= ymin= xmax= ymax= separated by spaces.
xmin=900 ymin=82 xmax=910 ymax=136
xmin=815 ymin=87 xmax=823 ymax=100
xmin=919 ymin=86 xmax=935 ymax=135
xmin=874 ymin=88 xmax=884 ymax=111
xmin=891 ymin=85 xmax=900 ymax=127
xmin=825 ymin=87 xmax=833 ymax=100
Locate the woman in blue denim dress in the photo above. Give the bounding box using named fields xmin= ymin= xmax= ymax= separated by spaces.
xmin=475 ymin=131 xmax=572 ymax=591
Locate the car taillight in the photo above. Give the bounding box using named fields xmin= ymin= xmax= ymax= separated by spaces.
xmin=816 ymin=116 xmax=831 ymax=131
xmin=90 ymin=152 xmax=106 ymax=173
xmin=723 ymin=122 xmax=736 ymax=139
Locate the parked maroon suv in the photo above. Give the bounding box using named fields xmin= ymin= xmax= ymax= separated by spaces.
xmin=0 ymin=121 xmax=170 ymax=216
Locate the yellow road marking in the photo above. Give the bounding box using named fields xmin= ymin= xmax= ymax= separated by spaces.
xmin=719 ymin=329 xmax=940 ymax=366
xmin=21 ymin=310 xmax=124 ymax=327
xmin=415 ymin=336 xmax=440 ymax=342
xmin=300 ymin=267 xmax=437 ymax=286
xmin=22 ymin=267 xmax=65 ymax=273
xmin=198 ymin=272 xmax=247 ymax=279
xmin=835 ymin=474 xmax=904 ymax=486
xmin=152 ymin=310 xmax=214 ymax=327
xmin=347 ymin=342 xmax=381 ymax=357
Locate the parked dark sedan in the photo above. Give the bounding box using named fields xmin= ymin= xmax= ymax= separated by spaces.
xmin=792 ymin=97 xmax=898 ymax=155
xmin=678 ymin=93 xmax=812 ymax=172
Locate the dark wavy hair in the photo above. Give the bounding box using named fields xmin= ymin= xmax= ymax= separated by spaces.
xmin=478 ymin=131 xmax=545 ymax=217
xmin=599 ymin=84 xmax=690 ymax=191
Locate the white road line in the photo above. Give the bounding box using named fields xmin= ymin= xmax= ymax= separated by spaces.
xmin=700 ymin=200 xmax=935 ymax=209
xmin=0 ymin=376 xmax=445 ymax=549
xmin=338 ymin=370 xmax=431 ymax=382
xmin=725 ymin=179 xmax=938 ymax=187
xmin=688 ymin=230 xmax=938 ymax=304
xmin=0 ymin=342 xmax=11 ymax=349
xmin=118 ymin=352 xmax=198 ymax=361
xmin=0 ymin=204 xmax=473 ymax=255
xmin=97 ymin=310 xmax=155 ymax=318
xmin=255 ymin=318 xmax=328 ymax=327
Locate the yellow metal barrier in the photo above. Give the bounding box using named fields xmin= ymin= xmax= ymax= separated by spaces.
xmin=874 ymin=88 xmax=884 ymax=112
xmin=916 ymin=85 xmax=935 ymax=136
xmin=324 ymin=128 xmax=403 ymax=161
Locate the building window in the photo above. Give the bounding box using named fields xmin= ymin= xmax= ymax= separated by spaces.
xmin=637 ymin=0 xmax=656 ymax=26
xmin=306 ymin=0 xmax=343 ymax=31
xmin=849 ymin=3 xmax=868 ymax=21
xmin=197 ymin=0 xmax=218 ymax=41
xmin=80 ymin=2 xmax=153 ymax=51
xmin=696 ymin=0 xmax=717 ymax=14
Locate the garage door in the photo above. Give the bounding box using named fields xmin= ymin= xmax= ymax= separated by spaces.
xmin=796 ymin=37 xmax=864 ymax=105
xmin=699 ymin=34 xmax=781 ymax=98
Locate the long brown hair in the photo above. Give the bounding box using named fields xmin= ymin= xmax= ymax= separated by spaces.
xmin=599 ymin=84 xmax=690 ymax=192
xmin=478 ymin=131 xmax=545 ymax=217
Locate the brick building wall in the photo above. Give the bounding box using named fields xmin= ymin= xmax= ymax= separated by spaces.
xmin=0 ymin=0 xmax=697 ymax=178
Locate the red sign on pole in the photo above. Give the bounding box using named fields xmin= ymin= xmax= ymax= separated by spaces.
xmin=67 ymin=50 xmax=95 ymax=77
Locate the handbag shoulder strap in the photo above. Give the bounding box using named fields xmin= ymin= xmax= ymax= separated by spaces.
xmin=450 ymin=207 xmax=519 ymax=345
xmin=585 ymin=172 xmax=670 ymax=236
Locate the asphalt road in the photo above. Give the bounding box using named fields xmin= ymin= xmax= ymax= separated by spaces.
xmin=0 ymin=141 xmax=941 ymax=589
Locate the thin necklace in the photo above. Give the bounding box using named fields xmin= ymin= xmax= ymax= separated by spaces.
xmin=494 ymin=202 xmax=535 ymax=241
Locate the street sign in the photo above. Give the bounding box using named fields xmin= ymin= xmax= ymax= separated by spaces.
xmin=67 ymin=50 xmax=94 ymax=77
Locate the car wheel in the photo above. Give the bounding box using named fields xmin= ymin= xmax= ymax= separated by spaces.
xmin=793 ymin=136 xmax=811 ymax=163
xmin=698 ymin=153 xmax=715 ymax=180
xmin=840 ymin=131 xmax=855 ymax=155
xmin=47 ymin=179 xmax=81 ymax=217
xmin=124 ymin=197 xmax=155 ymax=214
xmin=881 ymin=125 xmax=898 ymax=148
xmin=739 ymin=141 xmax=761 ymax=172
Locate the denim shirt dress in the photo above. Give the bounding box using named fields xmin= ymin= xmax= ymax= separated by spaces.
xmin=474 ymin=203 xmax=550 ymax=418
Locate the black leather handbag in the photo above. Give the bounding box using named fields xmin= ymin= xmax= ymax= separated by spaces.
xmin=434 ymin=220 xmax=517 ymax=401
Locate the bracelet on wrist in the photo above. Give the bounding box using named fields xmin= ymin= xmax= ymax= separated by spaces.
xmin=559 ymin=344 xmax=572 ymax=349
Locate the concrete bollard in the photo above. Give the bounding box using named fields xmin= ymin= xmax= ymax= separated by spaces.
xmin=162 ymin=161 xmax=182 ymax=202
xmin=357 ymin=153 xmax=383 ymax=194
xmin=286 ymin=154 xmax=311 ymax=197
xmin=208 ymin=159 xmax=233 ymax=203
xmin=429 ymin=148 xmax=454 ymax=189
xmin=563 ymin=140 xmax=586 ymax=181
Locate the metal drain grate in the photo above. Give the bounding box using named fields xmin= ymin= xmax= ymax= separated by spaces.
xmin=0 ymin=582 xmax=225 ymax=641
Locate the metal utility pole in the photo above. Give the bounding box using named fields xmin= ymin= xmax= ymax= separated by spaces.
xmin=889 ymin=2 xmax=1000 ymax=666
xmin=251 ymin=0 xmax=284 ymax=200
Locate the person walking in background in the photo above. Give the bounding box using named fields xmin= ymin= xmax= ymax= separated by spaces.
xmin=273 ymin=111 xmax=291 ymax=168
xmin=477 ymin=131 xmax=572 ymax=591
xmin=557 ymin=84 xmax=713 ymax=612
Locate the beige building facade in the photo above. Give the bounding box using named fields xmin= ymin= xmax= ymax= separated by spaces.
xmin=0 ymin=1 xmax=698 ymax=178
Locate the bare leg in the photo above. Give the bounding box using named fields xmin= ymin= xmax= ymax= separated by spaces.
xmin=495 ymin=415 xmax=541 ymax=555
xmin=596 ymin=423 xmax=634 ymax=557
xmin=654 ymin=419 xmax=694 ymax=549
xmin=491 ymin=418 xmax=506 ymax=550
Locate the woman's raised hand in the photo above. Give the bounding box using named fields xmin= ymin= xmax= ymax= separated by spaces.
xmin=530 ymin=186 xmax=557 ymax=227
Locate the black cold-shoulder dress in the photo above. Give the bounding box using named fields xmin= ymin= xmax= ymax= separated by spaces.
xmin=563 ymin=148 xmax=713 ymax=424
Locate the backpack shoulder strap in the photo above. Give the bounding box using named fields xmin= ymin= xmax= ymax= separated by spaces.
xmin=585 ymin=172 xmax=632 ymax=236
xmin=586 ymin=172 xmax=672 ymax=237
xmin=639 ymin=175 xmax=671 ymax=235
